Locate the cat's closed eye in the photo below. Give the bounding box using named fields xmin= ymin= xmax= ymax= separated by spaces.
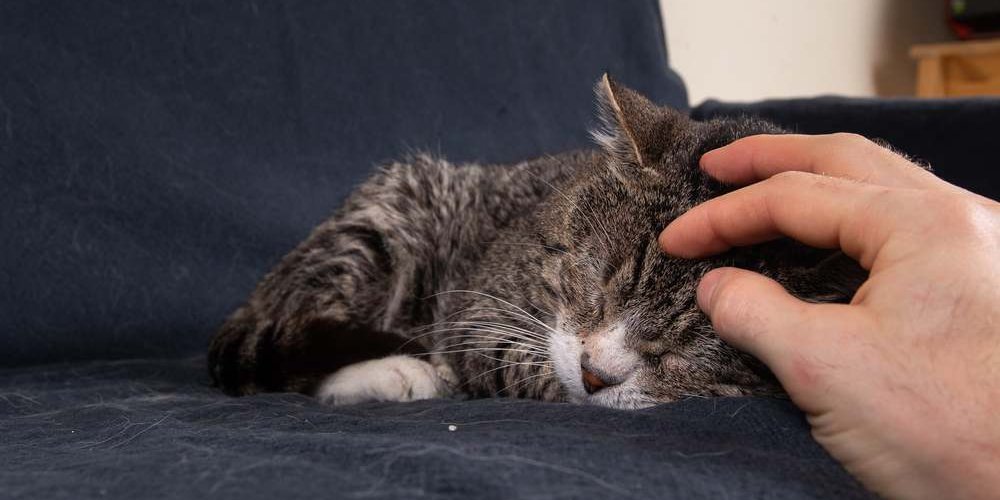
xmin=542 ymin=241 xmax=567 ymax=255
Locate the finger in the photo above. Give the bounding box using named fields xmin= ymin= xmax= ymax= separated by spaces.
xmin=697 ymin=267 xmax=863 ymax=405
xmin=698 ymin=268 xmax=813 ymax=371
xmin=701 ymin=133 xmax=942 ymax=190
xmin=659 ymin=171 xmax=899 ymax=269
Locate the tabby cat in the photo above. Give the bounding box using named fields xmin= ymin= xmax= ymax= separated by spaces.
xmin=208 ymin=76 xmax=865 ymax=409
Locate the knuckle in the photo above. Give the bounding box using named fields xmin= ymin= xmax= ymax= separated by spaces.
xmin=769 ymin=169 xmax=841 ymax=192
xmin=925 ymin=192 xmax=987 ymax=236
xmin=830 ymin=132 xmax=873 ymax=151
xmin=769 ymin=169 xmax=812 ymax=185
xmin=856 ymin=185 xmax=896 ymax=213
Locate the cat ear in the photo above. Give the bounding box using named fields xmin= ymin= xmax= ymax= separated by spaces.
xmin=592 ymin=73 xmax=684 ymax=168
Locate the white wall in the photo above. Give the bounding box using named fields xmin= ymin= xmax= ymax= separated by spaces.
xmin=660 ymin=0 xmax=952 ymax=104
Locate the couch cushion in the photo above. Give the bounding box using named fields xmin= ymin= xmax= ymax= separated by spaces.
xmin=0 ymin=359 xmax=870 ymax=499
xmin=0 ymin=0 xmax=687 ymax=366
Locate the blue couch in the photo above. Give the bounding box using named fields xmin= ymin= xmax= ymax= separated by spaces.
xmin=3 ymin=1 xmax=997 ymax=498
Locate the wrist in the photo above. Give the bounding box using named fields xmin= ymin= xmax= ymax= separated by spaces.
xmin=931 ymin=436 xmax=1000 ymax=499
xmin=903 ymin=407 xmax=1000 ymax=499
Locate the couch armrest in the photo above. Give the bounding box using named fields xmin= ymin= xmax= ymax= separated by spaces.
xmin=691 ymin=97 xmax=1000 ymax=200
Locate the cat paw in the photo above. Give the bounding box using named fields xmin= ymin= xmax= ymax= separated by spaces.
xmin=314 ymin=355 xmax=454 ymax=405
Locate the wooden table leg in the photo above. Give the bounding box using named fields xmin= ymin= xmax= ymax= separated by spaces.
xmin=916 ymin=56 xmax=946 ymax=97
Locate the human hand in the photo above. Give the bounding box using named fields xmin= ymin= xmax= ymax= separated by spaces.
xmin=658 ymin=133 xmax=1000 ymax=499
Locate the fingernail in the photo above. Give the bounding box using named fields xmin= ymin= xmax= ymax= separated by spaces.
xmin=696 ymin=269 xmax=725 ymax=313
xmin=699 ymin=150 xmax=717 ymax=171
xmin=700 ymin=146 xmax=728 ymax=172
xmin=657 ymin=225 xmax=674 ymax=253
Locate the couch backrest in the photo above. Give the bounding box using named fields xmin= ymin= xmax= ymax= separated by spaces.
xmin=693 ymin=98 xmax=1000 ymax=200
xmin=0 ymin=0 xmax=687 ymax=366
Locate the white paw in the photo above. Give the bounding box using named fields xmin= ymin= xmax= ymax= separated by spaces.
xmin=314 ymin=355 xmax=454 ymax=406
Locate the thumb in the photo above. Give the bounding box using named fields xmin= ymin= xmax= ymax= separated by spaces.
xmin=698 ymin=267 xmax=815 ymax=370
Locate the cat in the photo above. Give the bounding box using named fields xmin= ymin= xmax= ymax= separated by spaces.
xmin=208 ymin=75 xmax=866 ymax=409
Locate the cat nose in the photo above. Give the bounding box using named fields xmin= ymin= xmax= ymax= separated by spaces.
xmin=580 ymin=354 xmax=619 ymax=394
xmin=581 ymin=366 xmax=610 ymax=394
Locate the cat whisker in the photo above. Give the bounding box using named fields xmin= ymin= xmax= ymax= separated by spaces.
xmin=409 ymin=307 xmax=550 ymax=336
xmin=401 ymin=291 xmax=558 ymax=397
xmin=466 ymin=358 xmax=554 ymax=386
xmin=423 ymin=343 xmax=552 ymax=370
xmin=679 ymin=392 xmax=710 ymax=400
xmin=425 ymin=305 xmax=555 ymax=335
xmin=430 ymin=290 xmax=558 ymax=335
xmin=514 ymin=298 xmax=557 ymax=332
xmin=398 ymin=318 xmax=549 ymax=355
xmin=417 ymin=327 xmax=548 ymax=349
xmin=436 ymin=333 xmax=546 ymax=349
xmin=434 ymin=336 xmax=549 ymax=356
xmin=426 ymin=319 xmax=551 ymax=341
xmin=486 ymin=241 xmax=570 ymax=255
xmin=498 ymin=370 xmax=555 ymax=397
xmin=412 ymin=304 xmax=530 ymax=328
xmin=415 ymin=347 xmax=549 ymax=361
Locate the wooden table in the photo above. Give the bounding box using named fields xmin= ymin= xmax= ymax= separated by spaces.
xmin=910 ymin=39 xmax=1000 ymax=97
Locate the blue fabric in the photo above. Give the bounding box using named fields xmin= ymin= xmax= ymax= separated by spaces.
xmin=0 ymin=358 xmax=868 ymax=499
xmin=692 ymin=97 xmax=1000 ymax=200
xmin=1 ymin=0 xmax=686 ymax=366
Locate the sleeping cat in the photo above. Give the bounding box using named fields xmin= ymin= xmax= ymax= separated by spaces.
xmin=208 ymin=75 xmax=866 ymax=409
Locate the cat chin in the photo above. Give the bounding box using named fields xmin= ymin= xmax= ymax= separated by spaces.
xmin=563 ymin=389 xmax=658 ymax=410
xmin=582 ymin=382 xmax=658 ymax=410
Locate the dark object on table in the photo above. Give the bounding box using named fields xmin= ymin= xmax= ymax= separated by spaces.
xmin=3 ymin=1 xmax=997 ymax=498
xmin=949 ymin=0 xmax=1000 ymax=39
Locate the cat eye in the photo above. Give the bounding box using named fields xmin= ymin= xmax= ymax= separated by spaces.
xmin=542 ymin=241 xmax=568 ymax=255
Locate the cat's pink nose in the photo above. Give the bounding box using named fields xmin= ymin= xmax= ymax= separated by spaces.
xmin=581 ymin=367 xmax=609 ymax=394
xmin=580 ymin=353 xmax=626 ymax=394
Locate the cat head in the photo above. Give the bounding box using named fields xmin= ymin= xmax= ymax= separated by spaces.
xmin=537 ymin=76 xmax=793 ymax=408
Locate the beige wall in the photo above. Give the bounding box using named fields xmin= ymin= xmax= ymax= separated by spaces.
xmin=660 ymin=0 xmax=952 ymax=104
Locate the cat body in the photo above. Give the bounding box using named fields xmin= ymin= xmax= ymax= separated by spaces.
xmin=209 ymin=77 xmax=865 ymax=409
